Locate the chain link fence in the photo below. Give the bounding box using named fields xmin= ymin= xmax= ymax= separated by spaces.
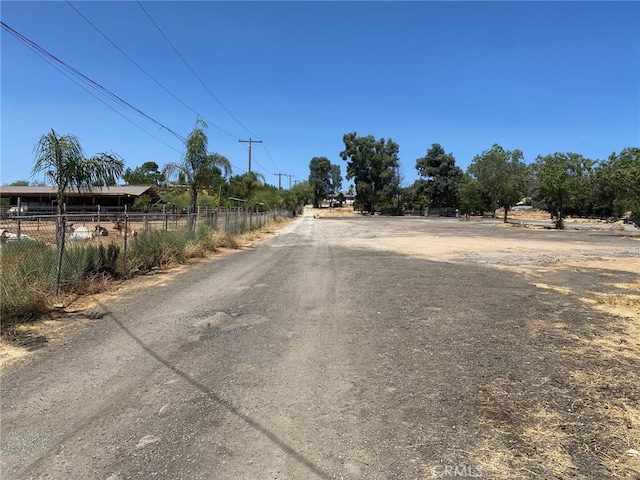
xmin=1 ymin=208 xmax=294 ymax=319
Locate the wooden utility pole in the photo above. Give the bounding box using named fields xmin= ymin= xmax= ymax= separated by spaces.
xmin=286 ymin=174 xmax=295 ymax=189
xmin=274 ymin=173 xmax=287 ymax=190
xmin=238 ymin=138 xmax=263 ymax=174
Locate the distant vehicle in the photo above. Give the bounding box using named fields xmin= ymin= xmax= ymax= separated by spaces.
xmin=8 ymin=206 xmax=28 ymax=216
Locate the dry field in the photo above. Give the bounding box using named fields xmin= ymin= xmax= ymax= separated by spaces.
xmin=315 ymin=207 xmax=639 ymax=478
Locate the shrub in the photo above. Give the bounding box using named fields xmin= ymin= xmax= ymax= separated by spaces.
xmin=126 ymin=230 xmax=191 ymax=271
xmin=59 ymin=243 xmax=121 ymax=289
xmin=1 ymin=240 xmax=57 ymax=323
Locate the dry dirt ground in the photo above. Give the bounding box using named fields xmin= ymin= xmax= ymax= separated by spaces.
xmin=314 ymin=207 xmax=640 ymax=478
xmin=1 ymin=207 xmax=639 ymax=479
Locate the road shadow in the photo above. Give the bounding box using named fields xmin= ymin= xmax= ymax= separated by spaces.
xmin=98 ymin=300 xmax=332 ymax=479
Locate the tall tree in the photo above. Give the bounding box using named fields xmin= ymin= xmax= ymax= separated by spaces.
xmin=163 ymin=119 xmax=231 ymax=215
xmin=604 ymin=147 xmax=640 ymax=224
xmin=308 ymin=156 xmax=332 ymax=208
xmin=415 ymin=143 xmax=463 ymax=209
xmin=457 ymin=173 xmax=489 ymax=217
xmin=232 ymin=172 xmax=264 ymax=210
xmin=330 ymin=164 xmax=343 ymax=206
xmin=531 ymin=152 xmax=594 ymax=228
xmin=32 ymin=129 xmax=124 ymax=216
xmin=340 ymin=132 xmax=400 ymax=214
xmin=123 ymin=161 xmax=165 ymax=186
xmin=468 ymin=144 xmax=528 ymax=222
xmin=401 ymin=179 xmax=431 ymax=214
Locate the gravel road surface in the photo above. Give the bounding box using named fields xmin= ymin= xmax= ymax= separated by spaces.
xmin=2 ymin=213 xmax=639 ymax=479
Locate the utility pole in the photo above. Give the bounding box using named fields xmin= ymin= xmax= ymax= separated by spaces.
xmin=286 ymin=174 xmax=295 ymax=189
xmin=238 ymin=138 xmax=263 ymax=174
xmin=274 ymin=173 xmax=287 ymax=190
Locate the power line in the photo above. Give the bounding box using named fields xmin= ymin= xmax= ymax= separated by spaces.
xmin=39 ymin=51 xmax=183 ymax=154
xmin=238 ymin=138 xmax=263 ymax=174
xmin=135 ymin=1 xmax=286 ymax=176
xmin=274 ymin=172 xmax=291 ymax=190
xmin=1 ymin=21 xmax=187 ymax=144
xmin=260 ymin=142 xmax=282 ymax=173
xmin=65 ymin=0 xmax=241 ymax=141
xmin=136 ymin=1 xmax=260 ymax=140
xmin=286 ymin=174 xmax=295 ymax=189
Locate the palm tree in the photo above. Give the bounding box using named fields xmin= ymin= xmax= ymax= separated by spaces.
xmin=237 ymin=172 xmax=264 ymax=211
xmin=164 ymin=119 xmax=232 ymax=215
xmin=32 ymin=129 xmax=124 ymax=294
xmin=32 ymin=129 xmax=124 ymax=216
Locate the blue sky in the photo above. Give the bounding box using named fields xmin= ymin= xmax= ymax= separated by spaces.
xmin=2 ymin=1 xmax=639 ymax=189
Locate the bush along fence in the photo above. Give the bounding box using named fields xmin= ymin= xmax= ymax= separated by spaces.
xmin=1 ymin=207 xmax=294 ymax=322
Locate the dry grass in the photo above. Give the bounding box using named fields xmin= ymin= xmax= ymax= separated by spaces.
xmin=532 ymin=282 xmax=572 ymax=295
xmin=466 ymin=275 xmax=640 ymax=478
xmin=234 ymin=216 xmax=293 ymax=245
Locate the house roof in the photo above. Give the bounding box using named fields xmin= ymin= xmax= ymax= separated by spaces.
xmin=0 ymin=185 xmax=160 ymax=199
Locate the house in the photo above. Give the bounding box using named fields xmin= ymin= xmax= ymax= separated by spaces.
xmin=0 ymin=185 xmax=162 ymax=215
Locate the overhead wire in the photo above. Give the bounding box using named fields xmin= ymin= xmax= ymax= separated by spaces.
xmin=260 ymin=142 xmax=282 ymax=173
xmin=136 ymin=1 xmax=260 ymax=140
xmin=0 ymin=20 xmax=186 ymax=153
xmin=65 ymin=0 xmax=241 ymax=141
xmin=135 ymin=0 xmax=285 ymax=177
xmin=5 ymin=2 xmax=287 ymax=181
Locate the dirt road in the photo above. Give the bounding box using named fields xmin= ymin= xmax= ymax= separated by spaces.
xmin=2 ymin=213 xmax=639 ymax=479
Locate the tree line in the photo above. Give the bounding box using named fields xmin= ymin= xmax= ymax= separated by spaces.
xmin=310 ymin=132 xmax=638 ymax=227
xmin=15 ymin=126 xmax=639 ymax=227
xmin=22 ymin=122 xmax=313 ymax=216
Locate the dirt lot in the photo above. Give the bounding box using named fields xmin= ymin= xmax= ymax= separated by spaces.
xmin=1 ymin=208 xmax=639 ymax=479
xmin=316 ymin=208 xmax=640 ymax=478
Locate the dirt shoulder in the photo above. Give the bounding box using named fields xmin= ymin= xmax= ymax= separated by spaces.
xmin=0 ymin=219 xmax=287 ymax=368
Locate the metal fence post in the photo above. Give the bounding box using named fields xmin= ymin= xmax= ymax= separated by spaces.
xmin=16 ymin=197 xmax=22 ymax=239
xmin=163 ymin=204 xmax=168 ymax=231
xmin=55 ymin=215 xmax=66 ymax=295
xmin=123 ymin=207 xmax=128 ymax=264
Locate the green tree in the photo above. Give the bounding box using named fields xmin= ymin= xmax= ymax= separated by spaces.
xmin=163 ymin=119 xmax=231 ymax=216
xmin=468 ymin=144 xmax=528 ymax=222
xmin=291 ymin=181 xmax=313 ymax=210
xmin=590 ymin=160 xmax=617 ymax=218
xmin=415 ymin=144 xmax=463 ymax=209
xmin=401 ymin=179 xmax=430 ymax=214
xmin=308 ymin=156 xmax=332 ymax=208
xmin=32 ymin=129 xmax=124 ymax=216
xmin=531 ymin=152 xmax=594 ymax=228
xmin=330 ymin=164 xmax=343 ymax=206
xmin=340 ymin=132 xmax=400 ymax=214
xmin=123 ymin=161 xmax=165 ymax=186
xmin=229 ymin=172 xmax=264 ymax=211
xmin=133 ymin=194 xmax=153 ymax=212
xmin=9 ymin=180 xmax=30 ymax=186
xmin=457 ymin=173 xmax=489 ymax=217
xmin=605 ymin=147 xmax=640 ymax=224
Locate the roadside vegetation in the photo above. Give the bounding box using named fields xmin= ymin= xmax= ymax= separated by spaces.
xmin=0 ymin=217 xmax=291 ymax=328
xmin=2 ymin=122 xmax=308 ymax=328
